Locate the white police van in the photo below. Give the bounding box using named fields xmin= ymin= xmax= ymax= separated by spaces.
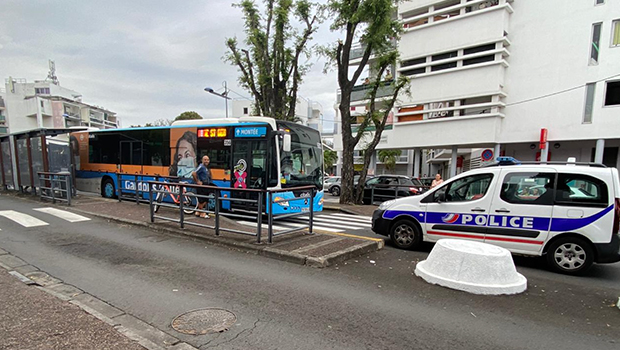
xmin=371 ymin=157 xmax=620 ymax=275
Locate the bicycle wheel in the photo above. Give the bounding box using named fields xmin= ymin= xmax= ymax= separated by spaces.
xmin=153 ymin=185 xmax=164 ymax=213
xmin=182 ymin=193 xmax=199 ymax=215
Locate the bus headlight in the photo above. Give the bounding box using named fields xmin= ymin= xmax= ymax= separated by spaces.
xmin=274 ymin=196 xmax=289 ymax=207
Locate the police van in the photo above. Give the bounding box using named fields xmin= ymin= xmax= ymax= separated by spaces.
xmin=371 ymin=157 xmax=620 ymax=275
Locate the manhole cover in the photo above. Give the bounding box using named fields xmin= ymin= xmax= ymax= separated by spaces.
xmin=171 ymin=308 xmax=237 ymax=335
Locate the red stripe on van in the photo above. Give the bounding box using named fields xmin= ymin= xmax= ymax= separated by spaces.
xmin=428 ymin=230 xmax=544 ymax=245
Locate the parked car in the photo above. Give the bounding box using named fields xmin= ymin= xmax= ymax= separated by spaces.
xmin=371 ymin=157 xmax=620 ymax=275
xmin=410 ymin=177 xmax=430 ymax=195
xmin=323 ymin=176 xmax=341 ymax=192
xmin=328 ymin=175 xmax=370 ymax=196
xmin=362 ymin=175 xmax=420 ymax=204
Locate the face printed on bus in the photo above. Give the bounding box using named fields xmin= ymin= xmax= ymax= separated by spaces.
xmin=176 ymin=139 xmax=196 ymax=178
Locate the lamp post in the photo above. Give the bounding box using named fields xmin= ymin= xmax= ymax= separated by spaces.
xmin=204 ymin=81 xmax=232 ymax=118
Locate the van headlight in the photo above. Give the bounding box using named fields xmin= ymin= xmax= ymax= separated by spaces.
xmin=379 ymin=200 xmax=396 ymax=210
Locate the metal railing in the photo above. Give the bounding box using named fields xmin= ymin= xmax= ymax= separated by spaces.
xmin=38 ymin=171 xmax=72 ymax=205
xmin=368 ymin=184 xmax=417 ymax=205
xmin=148 ymin=181 xmax=316 ymax=244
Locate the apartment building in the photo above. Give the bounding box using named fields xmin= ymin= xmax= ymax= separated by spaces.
xmin=3 ymin=77 xmax=118 ymax=133
xmin=231 ymin=97 xmax=324 ymax=132
xmin=0 ymin=90 xmax=7 ymax=134
xmin=333 ymin=0 xmax=620 ymax=178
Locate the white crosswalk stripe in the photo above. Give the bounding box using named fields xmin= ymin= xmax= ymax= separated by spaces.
xmin=237 ymin=220 xmax=344 ymax=233
xmin=0 ymin=210 xmax=49 ymax=228
xmin=34 ymin=208 xmax=91 ymax=223
xmin=250 ymin=213 xmax=371 ymax=233
xmin=329 ymin=213 xmax=372 ymax=222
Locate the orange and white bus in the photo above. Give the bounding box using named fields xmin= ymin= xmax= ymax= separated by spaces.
xmin=71 ymin=117 xmax=324 ymax=214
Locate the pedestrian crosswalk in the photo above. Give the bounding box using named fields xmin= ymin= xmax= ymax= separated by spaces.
xmin=236 ymin=212 xmax=372 ymax=233
xmin=0 ymin=208 xmax=90 ymax=228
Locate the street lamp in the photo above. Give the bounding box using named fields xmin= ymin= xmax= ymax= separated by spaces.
xmin=204 ymin=81 xmax=232 ymax=118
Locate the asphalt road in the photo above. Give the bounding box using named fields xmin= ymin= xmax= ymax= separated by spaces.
xmin=1 ymin=196 xmax=619 ymax=350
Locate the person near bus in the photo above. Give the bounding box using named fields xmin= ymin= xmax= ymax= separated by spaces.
xmin=430 ymin=173 xmax=444 ymax=189
xmin=192 ymin=155 xmax=211 ymax=218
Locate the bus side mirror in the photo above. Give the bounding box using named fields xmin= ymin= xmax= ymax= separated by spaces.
xmin=283 ymin=134 xmax=291 ymax=152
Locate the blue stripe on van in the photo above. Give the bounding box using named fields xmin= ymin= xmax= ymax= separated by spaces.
xmin=550 ymin=204 xmax=614 ymax=232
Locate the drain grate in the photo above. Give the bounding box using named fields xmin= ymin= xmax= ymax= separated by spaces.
xmin=171 ymin=308 xmax=237 ymax=335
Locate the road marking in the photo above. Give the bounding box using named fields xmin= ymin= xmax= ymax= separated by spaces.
xmin=0 ymin=210 xmax=49 ymax=227
xmin=311 ymin=229 xmax=384 ymax=242
xmin=34 ymin=208 xmax=91 ymax=223
xmin=329 ymin=213 xmax=372 ymax=222
xmin=238 ymin=220 xmax=344 ymax=233
xmin=296 ymin=215 xmax=370 ymax=226
xmin=287 ymin=218 xmax=369 ymax=230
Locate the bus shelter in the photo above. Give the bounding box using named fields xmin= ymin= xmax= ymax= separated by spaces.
xmin=0 ymin=128 xmax=85 ymax=193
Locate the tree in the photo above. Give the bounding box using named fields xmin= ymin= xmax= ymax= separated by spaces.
xmin=225 ymin=0 xmax=321 ymax=121
xmin=324 ymin=0 xmax=409 ymax=204
xmin=145 ymin=118 xmax=173 ymax=127
xmin=174 ymin=111 xmax=202 ymax=121
xmin=378 ymin=149 xmax=401 ymax=173
xmin=324 ymin=149 xmax=338 ymax=173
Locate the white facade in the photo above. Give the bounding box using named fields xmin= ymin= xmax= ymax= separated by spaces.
xmin=0 ymin=89 xmax=7 ymax=134
xmin=3 ymin=78 xmax=118 ymax=133
xmin=231 ymin=97 xmax=323 ymax=132
xmin=334 ymin=0 xmax=620 ymax=178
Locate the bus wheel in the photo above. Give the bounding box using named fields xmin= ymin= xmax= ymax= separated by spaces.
xmin=390 ymin=219 xmax=422 ymax=250
xmin=546 ymin=237 xmax=593 ymax=275
xmin=101 ymin=178 xmax=116 ymax=199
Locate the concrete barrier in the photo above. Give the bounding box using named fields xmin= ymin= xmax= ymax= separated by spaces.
xmin=415 ymin=239 xmax=527 ymax=295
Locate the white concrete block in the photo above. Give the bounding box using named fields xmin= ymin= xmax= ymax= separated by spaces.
xmin=415 ymin=239 xmax=527 ymax=295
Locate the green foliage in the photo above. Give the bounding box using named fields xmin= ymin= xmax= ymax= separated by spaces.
xmin=324 ymin=149 xmax=338 ymax=170
xmin=378 ymin=149 xmax=401 ymax=172
xmin=145 ymin=118 xmax=173 ymax=127
xmin=174 ymin=111 xmax=203 ymax=121
xmin=225 ymin=0 xmax=322 ymax=121
xmin=322 ymin=0 xmax=410 ymax=204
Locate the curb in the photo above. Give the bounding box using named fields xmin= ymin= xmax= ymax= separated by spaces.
xmin=323 ymin=205 xmax=365 ymax=216
xmin=67 ymin=206 xmax=382 ymax=268
xmin=0 ymin=252 xmax=199 ymax=350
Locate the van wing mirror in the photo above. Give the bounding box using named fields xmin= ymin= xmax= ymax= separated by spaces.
xmin=283 ymin=134 xmax=291 ymax=152
xmin=437 ymin=191 xmax=446 ymax=203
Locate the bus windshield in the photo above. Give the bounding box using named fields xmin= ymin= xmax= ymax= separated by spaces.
xmin=278 ymin=122 xmax=323 ymax=189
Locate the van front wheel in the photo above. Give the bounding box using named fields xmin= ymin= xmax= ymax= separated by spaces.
xmin=546 ymin=237 xmax=593 ymax=275
xmin=390 ymin=219 xmax=422 ymax=250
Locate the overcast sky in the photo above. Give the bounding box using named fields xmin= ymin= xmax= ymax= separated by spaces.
xmin=0 ymin=0 xmax=340 ymax=132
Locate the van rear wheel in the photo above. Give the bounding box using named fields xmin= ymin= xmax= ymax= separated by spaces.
xmin=546 ymin=237 xmax=593 ymax=275
xmin=390 ymin=219 xmax=422 ymax=250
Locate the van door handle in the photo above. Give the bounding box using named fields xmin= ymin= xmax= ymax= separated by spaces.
xmin=471 ymin=208 xmax=486 ymax=212
xmin=495 ymin=208 xmax=510 ymax=213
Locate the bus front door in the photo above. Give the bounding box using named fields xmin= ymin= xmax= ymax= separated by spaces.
xmin=230 ymin=140 xmax=268 ymax=212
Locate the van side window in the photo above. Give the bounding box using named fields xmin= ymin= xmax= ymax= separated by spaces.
xmin=555 ymin=173 xmax=608 ymax=207
xmin=500 ymin=173 xmax=556 ymax=205
xmin=433 ymin=174 xmax=493 ymax=202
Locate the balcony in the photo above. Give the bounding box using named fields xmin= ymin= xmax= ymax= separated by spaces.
xmin=337 ymin=81 xmax=395 ymax=103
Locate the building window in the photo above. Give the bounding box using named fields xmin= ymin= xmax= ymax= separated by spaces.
xmin=583 ymin=83 xmax=596 ymax=122
xmin=431 ymin=51 xmax=458 ymax=71
xmin=243 ymin=107 xmax=249 ymax=115
xmin=595 ymin=0 xmax=605 ymax=5
xmin=604 ymin=81 xmax=620 ymax=106
xmin=612 ymin=20 xmax=620 ymax=47
xmin=590 ymin=23 xmax=602 ymax=65
xmin=34 ymin=87 xmax=50 ymax=95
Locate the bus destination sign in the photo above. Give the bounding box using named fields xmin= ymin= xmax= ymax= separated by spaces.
xmin=198 ymin=127 xmax=227 ymax=138
xmin=234 ymin=127 xmax=267 ymax=138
